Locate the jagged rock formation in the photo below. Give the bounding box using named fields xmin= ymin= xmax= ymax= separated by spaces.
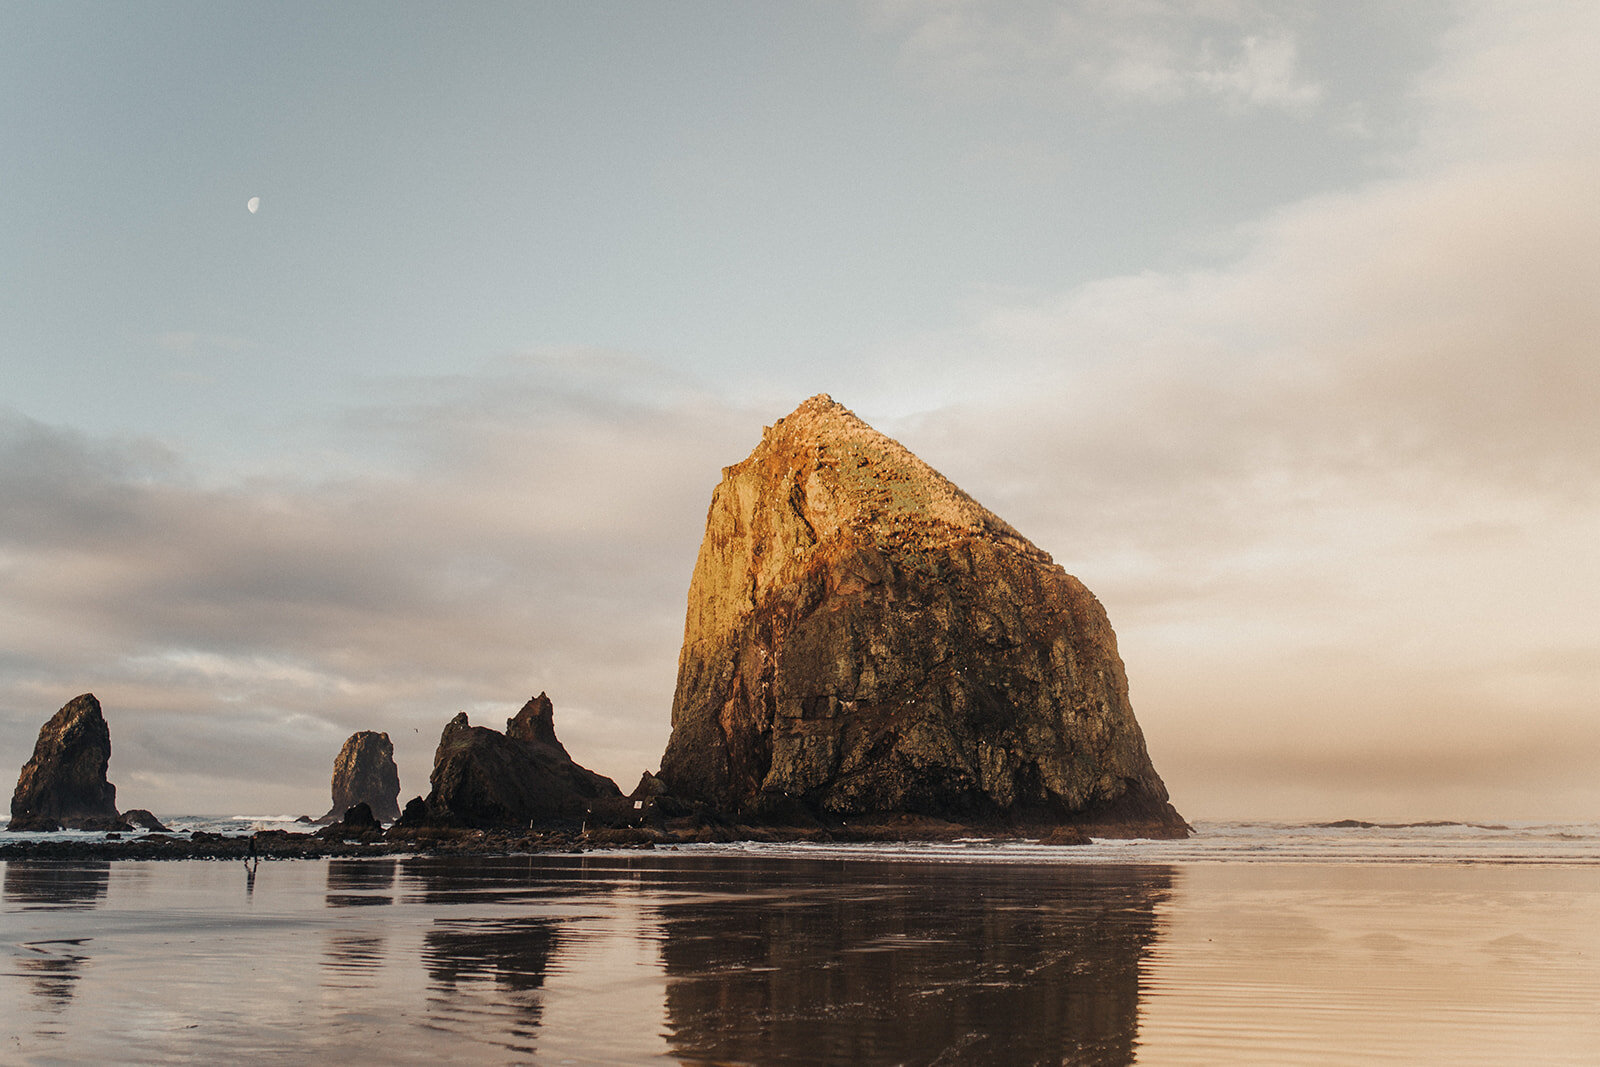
xmin=419 ymin=693 xmax=623 ymax=829
xmin=8 ymin=694 xmax=120 ymax=831
xmin=657 ymin=395 xmax=1186 ymax=835
xmin=319 ymin=731 xmax=401 ymax=823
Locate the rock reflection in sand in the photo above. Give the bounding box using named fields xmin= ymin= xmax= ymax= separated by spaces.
xmin=3 ymin=859 xmax=110 ymax=910
xmin=16 ymin=937 xmax=91 ymax=1010
xmin=422 ymin=916 xmax=562 ymax=1057
xmin=655 ymin=857 xmax=1169 ymax=1064
xmin=324 ymin=856 xmax=396 ymax=907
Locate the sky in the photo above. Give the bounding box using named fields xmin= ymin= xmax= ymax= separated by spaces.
xmin=2 ymin=0 xmax=1595 ymax=822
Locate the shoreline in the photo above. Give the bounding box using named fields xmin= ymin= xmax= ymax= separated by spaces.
xmin=0 ymin=813 xmax=1187 ymax=861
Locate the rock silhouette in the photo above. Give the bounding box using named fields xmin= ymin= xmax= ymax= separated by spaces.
xmin=8 ymin=694 xmax=120 ymax=831
xmin=320 ymin=731 xmax=401 ymax=823
xmin=119 ymin=809 xmax=169 ymax=832
xmin=418 ymin=694 xmax=622 ymax=829
xmin=657 ymin=395 xmax=1186 ymax=835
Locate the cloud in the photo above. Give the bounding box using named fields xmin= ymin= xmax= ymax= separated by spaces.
xmin=870 ymin=0 xmax=1324 ymax=113
xmin=0 ymin=367 xmax=768 ymax=813
xmin=860 ymin=0 xmax=1600 ymax=819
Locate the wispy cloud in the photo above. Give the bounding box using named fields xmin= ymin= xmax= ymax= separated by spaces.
xmin=0 ymin=373 xmax=766 ymax=812
xmin=868 ymin=1 xmax=1600 ymax=819
xmin=871 ymin=0 xmax=1324 ymax=113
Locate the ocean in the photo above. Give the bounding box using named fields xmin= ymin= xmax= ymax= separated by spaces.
xmin=4 ymin=821 xmax=1598 ymax=1064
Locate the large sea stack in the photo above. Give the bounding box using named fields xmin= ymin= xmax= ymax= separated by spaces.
xmin=8 ymin=693 xmax=120 ymax=831
xmin=418 ymin=693 xmax=623 ymax=829
xmin=657 ymin=395 xmax=1186 ymax=836
xmin=320 ymin=731 xmax=401 ymax=823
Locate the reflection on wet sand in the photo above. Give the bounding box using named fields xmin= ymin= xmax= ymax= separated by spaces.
xmin=323 ymin=932 xmax=386 ymax=975
xmin=391 ymin=855 xmax=661 ymax=1061
xmin=321 ymin=860 xmax=395 ymax=991
xmin=4 ymin=862 xmax=109 ymax=1017
xmin=422 ymin=917 xmax=564 ymax=1058
xmin=397 ymin=854 xmax=606 ymax=906
xmin=3 ymin=860 xmax=110 ymax=910
xmin=16 ymin=938 xmax=90 ymax=1010
xmin=324 ymin=857 xmax=396 ymax=908
xmin=424 ymin=916 xmax=562 ymax=992
xmin=7 ymin=854 xmax=1594 ymax=1063
xmin=656 ymin=858 xmax=1172 ymax=1065
xmin=377 ymin=854 xmax=1171 ymax=1063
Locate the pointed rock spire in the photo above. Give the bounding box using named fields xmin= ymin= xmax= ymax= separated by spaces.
xmin=9 ymin=693 xmax=119 ymax=831
xmin=320 ymin=730 xmax=401 ymax=823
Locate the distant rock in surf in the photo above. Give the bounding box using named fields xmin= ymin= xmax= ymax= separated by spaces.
xmin=120 ymin=808 xmax=169 ymax=832
xmin=656 ymin=395 xmax=1187 ymax=837
xmin=417 ymin=693 xmax=623 ymax=829
xmin=319 ymin=730 xmax=401 ymax=824
xmin=8 ymin=693 xmax=121 ymax=832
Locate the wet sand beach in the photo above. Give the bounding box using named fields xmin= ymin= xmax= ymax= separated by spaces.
xmin=4 ymin=836 xmax=1600 ymax=1064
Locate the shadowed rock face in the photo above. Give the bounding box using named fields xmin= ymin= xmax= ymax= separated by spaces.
xmin=321 ymin=731 xmax=402 ymax=823
xmin=657 ymin=395 xmax=1186 ymax=835
xmin=421 ymin=694 xmax=622 ymax=829
xmin=8 ymin=694 xmax=120 ymax=832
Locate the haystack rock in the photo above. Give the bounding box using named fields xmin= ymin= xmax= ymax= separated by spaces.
xmin=420 ymin=693 xmax=623 ymax=829
xmin=320 ymin=731 xmax=401 ymax=823
xmin=8 ymin=693 xmax=120 ymax=831
xmin=657 ymin=395 xmax=1187 ymax=836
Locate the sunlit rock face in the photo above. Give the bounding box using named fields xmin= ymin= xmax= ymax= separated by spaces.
xmin=657 ymin=395 xmax=1186 ymax=835
xmin=8 ymin=693 xmax=119 ymax=831
xmin=320 ymin=731 xmax=402 ymax=824
xmin=421 ymin=694 xmax=622 ymax=829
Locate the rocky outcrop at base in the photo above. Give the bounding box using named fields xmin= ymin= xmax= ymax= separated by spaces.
xmin=315 ymin=801 xmax=384 ymax=842
xmin=8 ymin=694 xmax=120 ymax=831
xmin=416 ymin=694 xmax=624 ymax=830
xmin=657 ymin=395 xmax=1187 ymax=837
xmin=319 ymin=731 xmax=401 ymax=823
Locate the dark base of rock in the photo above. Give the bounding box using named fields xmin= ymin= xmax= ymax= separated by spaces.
xmin=314 ymin=802 xmax=384 ymax=842
xmin=0 ymin=809 xmax=1189 ymax=861
xmin=5 ymin=813 xmax=136 ymax=832
xmin=637 ymin=784 xmax=1190 ymax=841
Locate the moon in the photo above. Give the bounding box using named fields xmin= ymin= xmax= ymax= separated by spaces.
xmin=247 ymin=196 xmax=260 ymax=214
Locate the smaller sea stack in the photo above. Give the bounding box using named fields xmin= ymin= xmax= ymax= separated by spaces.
xmin=320 ymin=731 xmax=401 ymax=823
xmin=418 ymin=693 xmax=623 ymax=829
xmin=8 ymin=693 xmax=120 ymax=831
